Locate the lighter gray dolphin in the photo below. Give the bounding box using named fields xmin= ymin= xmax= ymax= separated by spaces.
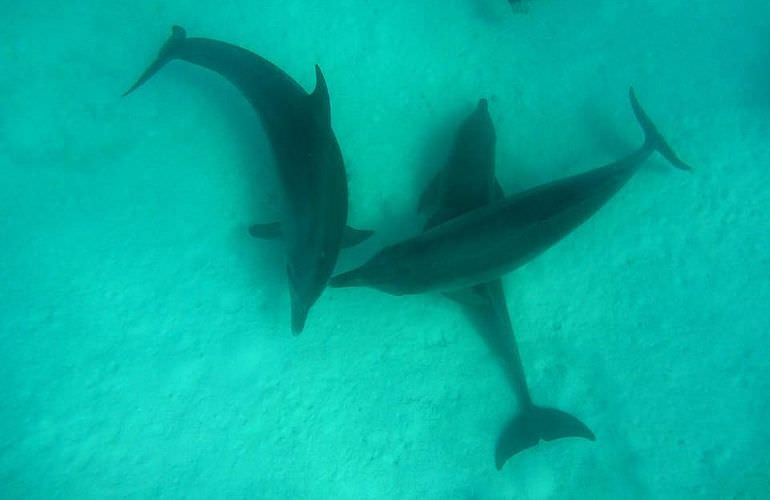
xmin=330 ymin=88 xmax=690 ymax=294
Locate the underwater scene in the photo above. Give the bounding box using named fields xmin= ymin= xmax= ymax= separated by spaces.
xmin=1 ymin=0 xmax=769 ymax=498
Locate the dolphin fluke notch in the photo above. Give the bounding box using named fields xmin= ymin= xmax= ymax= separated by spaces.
xmin=123 ymin=25 xmax=187 ymax=96
xmin=629 ymin=87 xmax=692 ymax=171
xmin=495 ymin=405 xmax=595 ymax=470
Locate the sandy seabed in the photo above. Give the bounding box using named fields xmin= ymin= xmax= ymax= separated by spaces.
xmin=1 ymin=1 xmax=769 ymax=498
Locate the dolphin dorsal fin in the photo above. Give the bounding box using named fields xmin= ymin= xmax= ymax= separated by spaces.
xmin=309 ymin=65 xmax=331 ymax=124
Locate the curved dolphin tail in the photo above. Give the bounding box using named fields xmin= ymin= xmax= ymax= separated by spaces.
xmin=629 ymin=87 xmax=692 ymax=170
xmin=123 ymin=25 xmax=187 ymax=96
xmin=495 ymin=404 xmax=595 ymax=470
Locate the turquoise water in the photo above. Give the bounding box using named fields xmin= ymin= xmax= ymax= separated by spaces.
xmin=2 ymin=1 xmax=769 ymax=498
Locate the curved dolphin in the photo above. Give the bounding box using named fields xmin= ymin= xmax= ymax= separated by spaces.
xmin=330 ymin=88 xmax=690 ymax=294
xmin=124 ymin=26 xmax=371 ymax=333
xmin=420 ymin=99 xmax=594 ymax=469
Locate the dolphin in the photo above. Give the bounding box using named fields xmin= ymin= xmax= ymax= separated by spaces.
xmin=418 ymin=99 xmax=594 ymax=469
xmin=124 ymin=26 xmax=371 ymax=333
xmin=330 ymin=88 xmax=690 ymax=295
xmin=507 ymin=0 xmax=528 ymax=12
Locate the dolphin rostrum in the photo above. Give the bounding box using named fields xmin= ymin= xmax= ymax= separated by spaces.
xmin=330 ymin=88 xmax=690 ymax=295
xmin=419 ymin=98 xmax=594 ymax=469
xmin=124 ymin=26 xmax=371 ymax=333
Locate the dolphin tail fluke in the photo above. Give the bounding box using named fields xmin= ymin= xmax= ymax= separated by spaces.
xmin=629 ymin=87 xmax=692 ymax=170
xmin=495 ymin=405 xmax=595 ymax=470
xmin=123 ymin=25 xmax=187 ymax=96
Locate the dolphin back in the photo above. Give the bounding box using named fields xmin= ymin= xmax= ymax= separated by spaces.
xmin=495 ymin=404 xmax=595 ymax=469
xmin=123 ymin=25 xmax=187 ymax=96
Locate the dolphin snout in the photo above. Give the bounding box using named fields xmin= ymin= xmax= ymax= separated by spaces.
xmin=328 ymin=269 xmax=361 ymax=288
xmin=290 ymin=301 xmax=309 ymax=335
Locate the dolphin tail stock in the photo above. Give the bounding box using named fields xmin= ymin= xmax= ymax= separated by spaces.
xmin=123 ymin=25 xmax=187 ymax=96
xmin=629 ymin=87 xmax=692 ymax=171
xmin=495 ymin=404 xmax=595 ymax=470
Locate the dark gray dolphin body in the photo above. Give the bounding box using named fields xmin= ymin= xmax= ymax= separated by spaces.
xmin=419 ymin=99 xmax=594 ymax=469
xmin=330 ymin=88 xmax=690 ymax=295
xmin=125 ymin=26 xmax=371 ymax=333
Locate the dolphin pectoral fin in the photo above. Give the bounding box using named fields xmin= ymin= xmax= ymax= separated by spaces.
xmin=629 ymin=87 xmax=692 ymax=171
xmin=248 ymin=223 xmax=372 ymax=247
xmin=417 ymin=170 xmax=443 ymax=214
xmin=495 ymin=405 xmax=595 ymax=470
xmin=248 ymin=222 xmax=282 ymax=239
xmin=341 ymin=226 xmax=374 ymax=248
xmin=123 ymin=25 xmax=187 ymax=96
